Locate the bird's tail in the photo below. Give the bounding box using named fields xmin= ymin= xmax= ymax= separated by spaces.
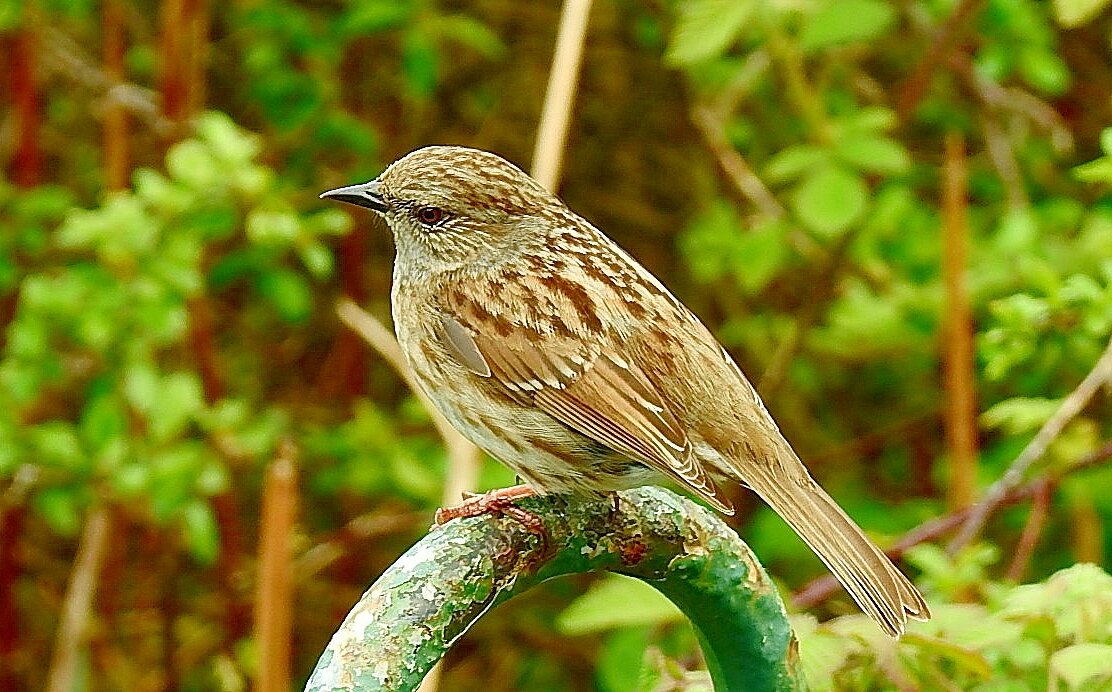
xmin=741 ymin=456 xmax=930 ymax=637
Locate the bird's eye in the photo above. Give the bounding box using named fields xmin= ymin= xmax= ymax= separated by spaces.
xmin=416 ymin=206 xmax=446 ymax=226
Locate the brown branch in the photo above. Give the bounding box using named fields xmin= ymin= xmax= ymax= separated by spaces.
xmin=759 ymin=230 xmax=854 ymax=396
xmin=897 ymin=0 xmax=987 ymax=120
xmin=530 ymin=0 xmax=594 ymax=191
xmin=692 ymin=104 xmax=785 ymax=222
xmin=794 ymin=439 xmax=1112 ymax=609
xmin=948 ymin=334 xmax=1112 ymax=554
xmin=34 ymin=21 xmax=164 ymax=131
xmin=254 ymin=440 xmax=298 ymax=692
xmin=1006 ymin=479 xmax=1050 ymax=582
xmin=312 ymin=224 xmax=369 ymax=402
xmin=942 ymin=132 xmax=978 ymax=510
xmin=7 ymin=26 xmax=42 ymax=187
xmin=294 ymin=510 xmax=424 ymax=580
xmin=102 ymin=0 xmax=130 ymax=191
xmin=0 ymin=505 xmax=24 ymax=690
xmin=45 ymin=507 xmax=112 ymax=692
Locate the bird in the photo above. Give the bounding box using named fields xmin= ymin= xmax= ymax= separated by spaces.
xmin=321 ymin=145 xmax=931 ymax=637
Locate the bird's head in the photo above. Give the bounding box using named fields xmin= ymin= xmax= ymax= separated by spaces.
xmin=321 ymin=146 xmax=563 ymax=274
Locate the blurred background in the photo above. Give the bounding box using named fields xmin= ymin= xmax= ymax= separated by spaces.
xmin=2 ymin=0 xmax=1112 ymax=690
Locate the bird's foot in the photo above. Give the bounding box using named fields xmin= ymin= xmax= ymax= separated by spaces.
xmin=435 ymin=484 xmax=543 ymax=535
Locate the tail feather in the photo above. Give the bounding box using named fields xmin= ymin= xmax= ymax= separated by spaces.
xmin=743 ymin=460 xmax=930 ymax=637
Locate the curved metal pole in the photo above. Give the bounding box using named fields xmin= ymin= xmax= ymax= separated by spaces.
xmin=305 ymin=487 xmax=804 ymax=692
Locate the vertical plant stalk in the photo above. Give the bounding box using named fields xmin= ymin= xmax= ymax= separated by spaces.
xmin=530 ymin=0 xmax=593 ymax=191
xmin=159 ymin=0 xmax=188 ymax=131
xmin=8 ymin=23 xmax=42 ymax=186
xmin=103 ymin=0 xmax=130 ymax=191
xmin=186 ymin=295 xmax=250 ymax=646
xmin=0 ymin=507 xmax=24 ymax=690
xmin=1069 ymin=491 xmax=1103 ymax=565
xmin=255 ymin=441 xmax=299 ymax=692
xmin=159 ymin=0 xmax=206 ymax=136
xmin=45 ymin=508 xmax=112 ymax=692
xmin=185 ymin=0 xmax=209 ymax=118
xmin=942 ymin=132 xmax=978 ymax=511
xmin=314 ymin=226 xmax=369 ymax=402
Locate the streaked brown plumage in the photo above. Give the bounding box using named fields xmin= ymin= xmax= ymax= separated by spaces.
xmin=321 ymin=145 xmax=931 ymax=637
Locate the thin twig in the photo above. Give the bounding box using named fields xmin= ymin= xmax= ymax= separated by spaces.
xmin=897 ymin=0 xmax=987 ymax=120
xmin=691 ymin=104 xmax=784 ymax=221
xmin=34 ymin=19 xmax=165 ymax=130
xmin=1006 ymin=479 xmax=1050 ymax=582
xmin=45 ymin=507 xmax=111 ymax=692
xmin=948 ymin=334 xmax=1112 ymax=554
xmin=530 ymin=0 xmax=593 ymax=191
xmin=978 ymin=112 xmax=1030 ymax=211
xmin=294 ymin=511 xmax=424 ymax=580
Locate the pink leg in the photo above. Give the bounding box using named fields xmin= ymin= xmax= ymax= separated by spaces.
xmin=434 ymin=484 xmax=544 ymax=536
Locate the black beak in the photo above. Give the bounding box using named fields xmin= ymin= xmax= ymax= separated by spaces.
xmin=320 ymin=180 xmax=388 ymax=213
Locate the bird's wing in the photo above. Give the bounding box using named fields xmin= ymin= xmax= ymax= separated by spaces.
xmin=437 ymin=309 xmax=732 ymax=514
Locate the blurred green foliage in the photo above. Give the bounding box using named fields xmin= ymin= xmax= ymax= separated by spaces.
xmin=1 ymin=0 xmax=1112 ymax=689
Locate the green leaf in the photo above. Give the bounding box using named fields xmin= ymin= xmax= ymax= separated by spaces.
xmin=597 ymin=628 xmax=651 ymax=692
xmin=31 ymin=422 xmax=86 ymax=471
xmin=1101 ymin=127 xmax=1112 ymax=155
xmin=835 ymin=135 xmax=911 ymax=175
xmin=79 ymin=392 xmax=127 ymax=453
xmin=678 ymin=200 xmax=744 ymax=283
xmin=1073 ymin=157 xmax=1112 ymax=184
xmin=1052 ymin=0 xmax=1112 ymax=28
xmin=1050 ymin=643 xmax=1112 ymax=690
xmin=298 ymin=242 xmax=334 ymax=280
xmin=1018 ymin=48 xmax=1070 ymax=95
xmin=35 ymin=486 xmax=82 ymax=536
xmin=246 ymin=208 xmax=302 ymax=246
xmin=732 ymin=221 xmax=790 ymax=294
xmin=764 ymin=144 xmax=828 ymax=184
xmin=980 ymin=397 xmax=1062 ymax=434
xmin=342 ymin=1 xmax=412 ymax=35
xmin=791 ymin=165 xmax=868 ymax=238
xmin=148 ymin=372 xmax=206 ymax=442
xmin=197 ymin=111 xmax=261 ymax=165
xmin=256 ymin=268 xmax=314 ymax=324
xmin=557 ymin=574 xmax=683 ymax=635
xmin=799 ymin=0 xmax=896 ymax=53
xmin=665 ymin=0 xmax=756 ymax=66
xmin=166 ymin=140 xmax=220 ymax=190
xmin=181 ymin=499 xmax=220 ymax=565
xmin=436 ymin=15 xmax=506 ymax=59
xmin=402 ymin=28 xmax=439 ymax=99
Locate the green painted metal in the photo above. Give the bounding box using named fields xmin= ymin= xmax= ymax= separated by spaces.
xmin=304 ymin=487 xmax=805 ymax=691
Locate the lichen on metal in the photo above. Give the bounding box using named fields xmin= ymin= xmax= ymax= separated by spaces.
xmin=304 ymin=486 xmax=805 ymax=691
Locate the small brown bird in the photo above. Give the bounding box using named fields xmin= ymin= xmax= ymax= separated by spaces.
xmin=322 ymin=146 xmax=930 ymax=636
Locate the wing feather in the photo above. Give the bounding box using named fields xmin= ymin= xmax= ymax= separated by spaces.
xmin=437 ymin=304 xmax=733 ymax=514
